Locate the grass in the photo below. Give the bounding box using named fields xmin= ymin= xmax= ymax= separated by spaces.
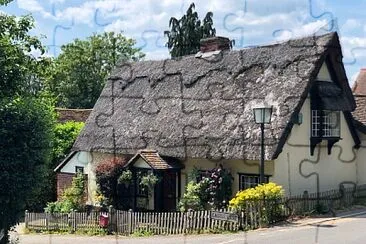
xmin=131 ymin=228 xmax=154 ymax=237
xmin=23 ymin=227 xmax=108 ymax=236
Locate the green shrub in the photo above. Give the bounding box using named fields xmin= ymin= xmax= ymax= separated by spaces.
xmin=52 ymin=121 xmax=84 ymax=163
xmin=178 ymin=181 xmax=206 ymax=211
xmin=45 ymin=173 xmax=86 ymax=213
xmin=95 ymin=157 xmax=127 ymax=208
xmin=229 ymin=182 xmax=285 ymax=224
xmin=179 ymin=165 xmax=233 ymax=211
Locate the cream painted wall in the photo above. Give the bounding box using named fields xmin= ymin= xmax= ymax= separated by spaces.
xmin=180 ymin=158 xmax=274 ymax=198
xmin=317 ymin=63 xmax=333 ymax=82
xmin=271 ymin=98 xmax=358 ymax=196
xmin=356 ymin=133 xmax=366 ymax=185
xmin=134 ymin=158 xmax=151 ymax=169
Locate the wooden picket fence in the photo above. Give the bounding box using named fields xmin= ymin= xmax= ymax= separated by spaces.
xmin=25 ymin=211 xmax=108 ymax=232
xmin=25 ymin=201 xmax=287 ymax=235
xmin=25 ymin=184 xmax=366 ymax=235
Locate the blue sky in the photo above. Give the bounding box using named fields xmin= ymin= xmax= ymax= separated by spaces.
xmin=1 ymin=0 xmax=366 ymax=85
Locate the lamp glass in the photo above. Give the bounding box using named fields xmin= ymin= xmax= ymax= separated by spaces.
xmin=253 ymin=107 xmax=272 ymax=124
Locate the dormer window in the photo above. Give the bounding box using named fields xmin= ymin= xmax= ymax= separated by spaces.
xmin=311 ymin=110 xmax=340 ymax=138
xmin=308 ymin=59 xmax=350 ymax=156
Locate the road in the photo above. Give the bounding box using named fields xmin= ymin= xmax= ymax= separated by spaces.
xmin=14 ymin=213 xmax=366 ymax=244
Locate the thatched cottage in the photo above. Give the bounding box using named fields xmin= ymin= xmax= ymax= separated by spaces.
xmin=55 ymin=32 xmax=366 ymax=211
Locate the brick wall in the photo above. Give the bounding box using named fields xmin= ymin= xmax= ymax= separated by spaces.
xmin=56 ymin=173 xmax=74 ymax=200
xmin=56 ymin=173 xmax=88 ymax=202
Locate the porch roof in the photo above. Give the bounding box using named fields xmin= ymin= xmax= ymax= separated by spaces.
xmin=125 ymin=150 xmax=184 ymax=170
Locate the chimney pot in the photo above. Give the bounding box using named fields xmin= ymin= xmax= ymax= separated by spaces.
xmin=200 ymin=36 xmax=231 ymax=53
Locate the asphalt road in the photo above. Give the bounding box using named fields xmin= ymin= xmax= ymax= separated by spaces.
xmin=13 ymin=213 xmax=366 ymax=244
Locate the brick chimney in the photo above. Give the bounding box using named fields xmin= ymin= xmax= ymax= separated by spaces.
xmin=200 ymin=36 xmax=231 ymax=53
xmin=353 ymin=68 xmax=366 ymax=95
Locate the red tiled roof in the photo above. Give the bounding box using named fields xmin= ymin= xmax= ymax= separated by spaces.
xmin=352 ymin=69 xmax=366 ymax=95
xmin=56 ymin=108 xmax=92 ymax=123
xmin=126 ymin=150 xmax=183 ymax=170
xmin=353 ymin=95 xmax=366 ymax=125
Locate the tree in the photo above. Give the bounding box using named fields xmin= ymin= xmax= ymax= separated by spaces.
xmin=25 ymin=121 xmax=85 ymax=211
xmin=45 ymin=32 xmax=145 ymax=109
xmin=0 ymin=1 xmax=55 ymax=242
xmin=52 ymin=121 xmax=85 ymax=166
xmin=0 ymin=13 xmax=51 ymax=97
xmin=0 ymin=97 xmax=55 ymax=243
xmin=95 ymin=157 xmax=127 ymax=208
xmin=164 ymin=3 xmax=216 ymax=58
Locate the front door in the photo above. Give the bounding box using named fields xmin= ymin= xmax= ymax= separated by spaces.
xmin=162 ymin=171 xmax=177 ymax=211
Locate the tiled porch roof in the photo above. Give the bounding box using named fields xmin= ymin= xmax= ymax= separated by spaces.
xmin=126 ymin=150 xmax=184 ymax=170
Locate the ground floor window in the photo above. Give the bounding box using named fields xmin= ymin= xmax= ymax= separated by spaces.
xmin=75 ymin=166 xmax=84 ymax=174
xmin=239 ymin=174 xmax=269 ymax=190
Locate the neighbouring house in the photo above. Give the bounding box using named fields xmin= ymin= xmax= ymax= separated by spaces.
xmin=54 ymin=108 xmax=92 ymax=200
xmin=55 ymin=32 xmax=366 ymax=211
xmin=56 ymin=108 xmax=92 ymax=123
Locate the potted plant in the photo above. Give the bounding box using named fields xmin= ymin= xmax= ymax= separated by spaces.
xmin=118 ymin=169 xmax=133 ymax=187
xmin=140 ymin=172 xmax=159 ymax=195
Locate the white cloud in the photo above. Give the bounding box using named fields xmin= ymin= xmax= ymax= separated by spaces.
xmin=342 ymin=19 xmax=361 ymax=31
xmin=273 ymin=19 xmax=329 ymax=42
xmin=144 ymin=49 xmax=169 ymax=61
xmin=17 ymin=0 xmax=44 ymax=12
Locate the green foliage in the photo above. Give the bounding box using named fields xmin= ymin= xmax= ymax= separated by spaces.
xmin=229 ymin=182 xmax=285 ymax=225
xmin=45 ymin=32 xmax=145 ymax=108
xmin=164 ymin=3 xmax=216 ymax=57
xmin=117 ymin=169 xmax=133 ymax=185
xmin=315 ymin=202 xmax=329 ymax=214
xmin=25 ymin=120 xmax=84 ymax=211
xmin=0 ymin=0 xmax=13 ymax=6
xmin=95 ymin=157 xmax=127 ymax=208
xmin=139 ymin=172 xmax=159 ymax=193
xmin=0 ymin=96 xmax=55 ymax=242
xmin=0 ymin=13 xmax=50 ymax=97
xmin=179 ymin=165 xmax=233 ymax=211
xmin=52 ymin=121 xmax=84 ymax=164
xmin=45 ymin=173 xmax=86 ymax=213
xmin=229 ymin=182 xmax=284 ymax=209
xmin=178 ymin=181 xmax=206 ymax=211
xmin=205 ymin=166 xmax=233 ymax=209
xmin=131 ymin=228 xmax=154 ymax=237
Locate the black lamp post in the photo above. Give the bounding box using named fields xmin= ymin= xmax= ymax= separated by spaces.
xmin=253 ymin=106 xmax=273 ymax=184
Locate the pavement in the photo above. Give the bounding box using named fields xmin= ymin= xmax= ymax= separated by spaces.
xmin=10 ymin=207 xmax=366 ymax=244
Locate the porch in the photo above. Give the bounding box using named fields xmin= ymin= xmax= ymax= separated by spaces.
xmin=118 ymin=150 xmax=184 ymax=211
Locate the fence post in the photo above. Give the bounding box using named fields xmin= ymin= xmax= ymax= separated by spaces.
xmin=46 ymin=212 xmax=49 ymax=231
xmin=303 ymin=191 xmax=309 ymax=214
xmin=69 ymin=210 xmax=77 ymax=233
xmin=108 ymin=205 xmax=114 ymax=233
xmin=340 ymin=185 xmax=346 ymax=207
xmin=24 ymin=210 xmax=29 ymax=229
xmin=128 ymin=209 xmax=133 ymax=235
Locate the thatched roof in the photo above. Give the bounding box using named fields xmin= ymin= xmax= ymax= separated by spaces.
xmin=73 ymin=32 xmax=355 ymax=160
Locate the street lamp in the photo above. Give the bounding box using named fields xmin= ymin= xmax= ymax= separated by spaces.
xmin=253 ymin=106 xmax=273 ymax=184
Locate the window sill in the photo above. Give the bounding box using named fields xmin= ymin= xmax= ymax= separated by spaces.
xmin=311 ymin=136 xmax=342 ymax=140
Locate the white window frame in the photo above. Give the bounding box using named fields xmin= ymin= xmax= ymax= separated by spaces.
xmin=311 ymin=110 xmax=340 ymax=138
xmin=239 ymin=174 xmax=269 ymax=191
